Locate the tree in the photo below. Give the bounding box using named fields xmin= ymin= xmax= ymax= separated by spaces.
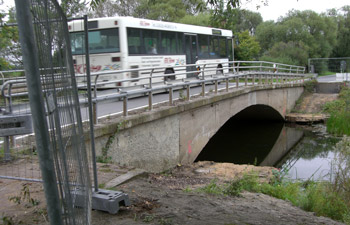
xmin=260 ymin=41 xmax=309 ymax=66
xmin=89 ymin=0 xmax=142 ymax=18
xmin=0 ymin=7 xmax=21 ymax=70
xmin=235 ymin=9 xmax=263 ymax=35
xmin=60 ymin=0 xmax=88 ymax=17
xmin=133 ymin=0 xmax=203 ymax=21
xmin=256 ymin=9 xmax=338 ymax=62
xmin=332 ymin=5 xmax=350 ymax=57
xmin=234 ymin=30 xmax=261 ymax=61
xmin=176 ymin=13 xmax=211 ymax=26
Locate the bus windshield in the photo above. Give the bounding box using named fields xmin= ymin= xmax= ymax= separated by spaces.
xmin=70 ymin=28 xmax=120 ymax=55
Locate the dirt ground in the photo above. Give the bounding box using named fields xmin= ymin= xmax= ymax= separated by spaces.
xmin=293 ymin=93 xmax=338 ymax=114
xmin=0 ymin=161 xmax=344 ymax=225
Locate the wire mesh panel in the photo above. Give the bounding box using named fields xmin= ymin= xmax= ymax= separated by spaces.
xmin=14 ymin=0 xmax=92 ymax=224
xmin=0 ymin=71 xmax=41 ymax=181
xmin=309 ymin=57 xmax=350 ymax=75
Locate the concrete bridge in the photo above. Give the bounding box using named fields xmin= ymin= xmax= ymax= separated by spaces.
xmin=91 ymin=83 xmax=304 ymax=172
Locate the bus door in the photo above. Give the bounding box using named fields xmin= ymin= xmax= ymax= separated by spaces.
xmin=184 ymin=34 xmax=198 ymax=78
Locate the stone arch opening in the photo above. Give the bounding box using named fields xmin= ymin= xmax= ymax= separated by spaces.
xmin=195 ymin=104 xmax=284 ymax=165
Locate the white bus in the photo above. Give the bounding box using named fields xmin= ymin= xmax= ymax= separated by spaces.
xmin=68 ymin=16 xmax=233 ymax=88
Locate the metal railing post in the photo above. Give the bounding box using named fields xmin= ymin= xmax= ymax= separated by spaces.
xmin=252 ymin=74 xmax=255 ymax=86
xmin=245 ymin=75 xmax=248 ymax=86
xmin=215 ymin=80 xmax=218 ymax=93
xmin=259 ymin=74 xmax=262 ymax=85
xmin=201 ymin=65 xmax=205 ymax=97
xmin=92 ymin=75 xmax=99 ymax=124
xmin=226 ymin=78 xmax=229 ymax=92
xmin=123 ymin=96 xmax=128 ymax=116
xmin=148 ymin=69 xmax=154 ymax=110
xmin=201 ymin=81 xmax=205 ymax=97
xmin=168 ymin=84 xmax=173 ymax=105
xmin=236 ymin=76 xmax=239 ymax=87
xmin=186 ymin=84 xmax=190 ymax=101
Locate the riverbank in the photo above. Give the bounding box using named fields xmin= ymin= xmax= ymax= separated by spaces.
xmin=285 ymin=92 xmax=338 ymax=123
xmin=0 ymin=161 xmax=345 ymax=225
xmin=93 ymin=162 xmax=344 ymax=225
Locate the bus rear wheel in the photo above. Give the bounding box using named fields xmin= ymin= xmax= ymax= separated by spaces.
xmin=165 ymin=69 xmax=175 ymax=81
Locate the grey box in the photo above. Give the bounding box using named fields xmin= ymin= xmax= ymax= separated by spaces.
xmin=0 ymin=114 xmax=33 ymax=137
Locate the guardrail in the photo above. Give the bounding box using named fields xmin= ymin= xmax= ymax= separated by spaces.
xmin=1 ymin=60 xmax=306 ymax=125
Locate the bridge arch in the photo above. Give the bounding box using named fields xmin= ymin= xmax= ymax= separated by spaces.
xmin=179 ymin=87 xmax=302 ymax=165
xmin=195 ymin=104 xmax=284 ymax=164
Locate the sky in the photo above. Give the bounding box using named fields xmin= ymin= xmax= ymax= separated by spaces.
xmin=242 ymin=0 xmax=349 ymax=21
xmin=1 ymin=0 xmax=349 ymax=21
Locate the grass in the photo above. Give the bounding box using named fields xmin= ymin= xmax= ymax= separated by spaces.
xmin=195 ymin=160 xmax=350 ymax=223
xmin=319 ymin=71 xmax=336 ymax=76
xmin=323 ymin=85 xmax=350 ymax=136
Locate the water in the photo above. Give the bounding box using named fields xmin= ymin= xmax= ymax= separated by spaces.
xmin=196 ymin=119 xmax=340 ymax=181
xmin=278 ymin=125 xmax=340 ymax=181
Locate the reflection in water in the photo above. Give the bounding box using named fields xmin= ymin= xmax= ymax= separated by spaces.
xmin=195 ymin=119 xmax=285 ymax=165
xmin=277 ymin=127 xmax=340 ymax=180
xmin=195 ymin=105 xmax=340 ymax=181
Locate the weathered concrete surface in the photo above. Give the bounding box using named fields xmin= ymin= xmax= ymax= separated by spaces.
xmin=316 ymin=82 xmax=344 ymax=93
xmin=285 ymin=113 xmax=329 ymax=123
xmin=92 ymin=83 xmax=304 ymax=172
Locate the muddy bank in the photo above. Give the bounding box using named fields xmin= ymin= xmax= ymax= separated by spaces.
xmin=1 ymin=161 xmax=344 ymax=225
xmin=91 ymin=162 xmax=344 ymax=225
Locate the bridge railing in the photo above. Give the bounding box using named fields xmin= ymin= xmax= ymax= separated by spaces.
xmin=1 ymin=61 xmax=306 ymax=124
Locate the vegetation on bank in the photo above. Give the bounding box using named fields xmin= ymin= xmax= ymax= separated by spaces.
xmin=190 ymin=136 xmax=350 ymax=224
xmin=323 ymin=85 xmax=350 ymax=136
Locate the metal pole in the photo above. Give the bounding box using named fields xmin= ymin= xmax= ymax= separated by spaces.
xmin=186 ymin=84 xmax=190 ymax=101
xmin=123 ymin=96 xmax=128 ymax=116
xmin=168 ymin=85 xmax=173 ymax=105
xmin=84 ymin=15 xmax=99 ymax=192
xmin=14 ymin=1 xmax=63 ymax=224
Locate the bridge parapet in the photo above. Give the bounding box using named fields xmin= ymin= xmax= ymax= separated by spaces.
xmin=92 ymin=83 xmax=304 ymax=172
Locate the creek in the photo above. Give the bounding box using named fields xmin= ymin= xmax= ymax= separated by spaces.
xmin=195 ymin=119 xmax=340 ymax=181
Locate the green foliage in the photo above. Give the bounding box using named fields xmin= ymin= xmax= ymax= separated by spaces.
xmin=134 ymin=0 xmax=203 ymax=22
xmin=97 ymin=120 xmax=126 ymax=163
xmin=234 ymin=30 xmax=261 ymax=61
xmin=0 ymin=7 xmax=21 ymax=70
xmin=326 ymin=112 xmax=350 ymax=136
xmin=196 ymin=167 xmax=350 ymax=223
xmin=331 ymin=6 xmax=350 ymax=57
xmin=303 ymin=79 xmax=317 ymax=93
xmin=8 ymin=183 xmax=40 ymax=207
xmin=256 ymin=10 xmax=338 ymax=66
xmin=176 ymin=13 xmax=211 ymax=26
xmin=259 ymin=41 xmax=309 ymax=66
xmin=323 ymin=86 xmax=350 ymax=135
xmin=197 ymin=179 xmax=223 ymax=195
xmin=1 ymin=214 xmax=16 ymax=225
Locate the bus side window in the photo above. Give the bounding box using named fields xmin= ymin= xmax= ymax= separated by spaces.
xmin=127 ymin=28 xmax=142 ymax=55
xmin=209 ymin=36 xmax=219 ymax=59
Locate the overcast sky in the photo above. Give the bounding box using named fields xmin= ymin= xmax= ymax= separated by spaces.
xmin=242 ymin=0 xmax=349 ymax=21
xmin=1 ymin=0 xmax=349 ymax=21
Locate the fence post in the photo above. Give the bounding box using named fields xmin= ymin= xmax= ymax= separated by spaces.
xmin=226 ymin=78 xmax=229 ymax=92
xmin=215 ymin=80 xmax=218 ymax=93
xmin=15 ymin=1 xmax=63 ymax=224
xmin=236 ymin=76 xmax=239 ymax=87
